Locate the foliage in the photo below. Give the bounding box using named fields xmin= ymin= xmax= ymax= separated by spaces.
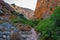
xmin=10 ymin=11 xmax=40 ymax=26
xmin=27 ymin=19 xmax=40 ymax=26
xmin=10 ymin=15 xmax=27 ymax=24
xmin=10 ymin=18 xmax=40 ymax=27
xmin=10 ymin=6 xmax=60 ymax=40
xmin=36 ymin=6 xmax=60 ymax=40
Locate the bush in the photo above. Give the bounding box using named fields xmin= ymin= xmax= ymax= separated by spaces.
xmin=10 ymin=14 xmax=40 ymax=27
xmin=36 ymin=6 xmax=60 ymax=40
xmin=27 ymin=19 xmax=40 ymax=27
xmin=17 ymin=14 xmax=25 ymax=19
xmin=10 ymin=18 xmax=40 ymax=27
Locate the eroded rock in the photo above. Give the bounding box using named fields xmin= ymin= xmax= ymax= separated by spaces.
xmin=0 ymin=23 xmax=39 ymax=40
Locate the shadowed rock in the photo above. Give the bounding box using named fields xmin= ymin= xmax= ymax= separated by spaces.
xmin=10 ymin=32 xmax=20 ymax=40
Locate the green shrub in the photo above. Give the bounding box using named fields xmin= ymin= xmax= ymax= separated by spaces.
xmin=10 ymin=15 xmax=40 ymax=27
xmin=27 ymin=19 xmax=40 ymax=26
xmin=36 ymin=6 xmax=60 ymax=40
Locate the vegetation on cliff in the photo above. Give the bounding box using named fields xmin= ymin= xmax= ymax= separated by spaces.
xmin=10 ymin=12 xmax=40 ymax=27
xmin=9 ymin=5 xmax=60 ymax=40
xmin=35 ymin=6 xmax=60 ymax=40
xmin=0 ymin=1 xmax=60 ymax=40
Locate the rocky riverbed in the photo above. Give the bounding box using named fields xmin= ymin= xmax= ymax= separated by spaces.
xmin=0 ymin=22 xmax=39 ymax=40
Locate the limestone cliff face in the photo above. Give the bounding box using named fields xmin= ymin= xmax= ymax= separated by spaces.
xmin=11 ymin=5 xmax=34 ymax=20
xmin=0 ymin=0 xmax=34 ymax=20
xmin=35 ymin=0 xmax=60 ymax=19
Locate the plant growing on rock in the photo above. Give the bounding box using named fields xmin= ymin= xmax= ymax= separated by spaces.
xmin=36 ymin=6 xmax=60 ymax=40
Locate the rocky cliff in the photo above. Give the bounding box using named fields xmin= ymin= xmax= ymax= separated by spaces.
xmin=0 ymin=0 xmax=16 ymax=23
xmin=0 ymin=0 xmax=34 ymax=22
xmin=0 ymin=0 xmax=39 ymax=40
xmin=11 ymin=4 xmax=34 ymax=20
xmin=35 ymin=0 xmax=60 ymax=19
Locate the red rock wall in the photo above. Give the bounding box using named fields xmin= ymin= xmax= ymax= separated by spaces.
xmin=35 ymin=0 xmax=60 ymax=19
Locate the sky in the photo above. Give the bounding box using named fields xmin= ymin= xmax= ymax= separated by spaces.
xmin=4 ymin=0 xmax=37 ymax=10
